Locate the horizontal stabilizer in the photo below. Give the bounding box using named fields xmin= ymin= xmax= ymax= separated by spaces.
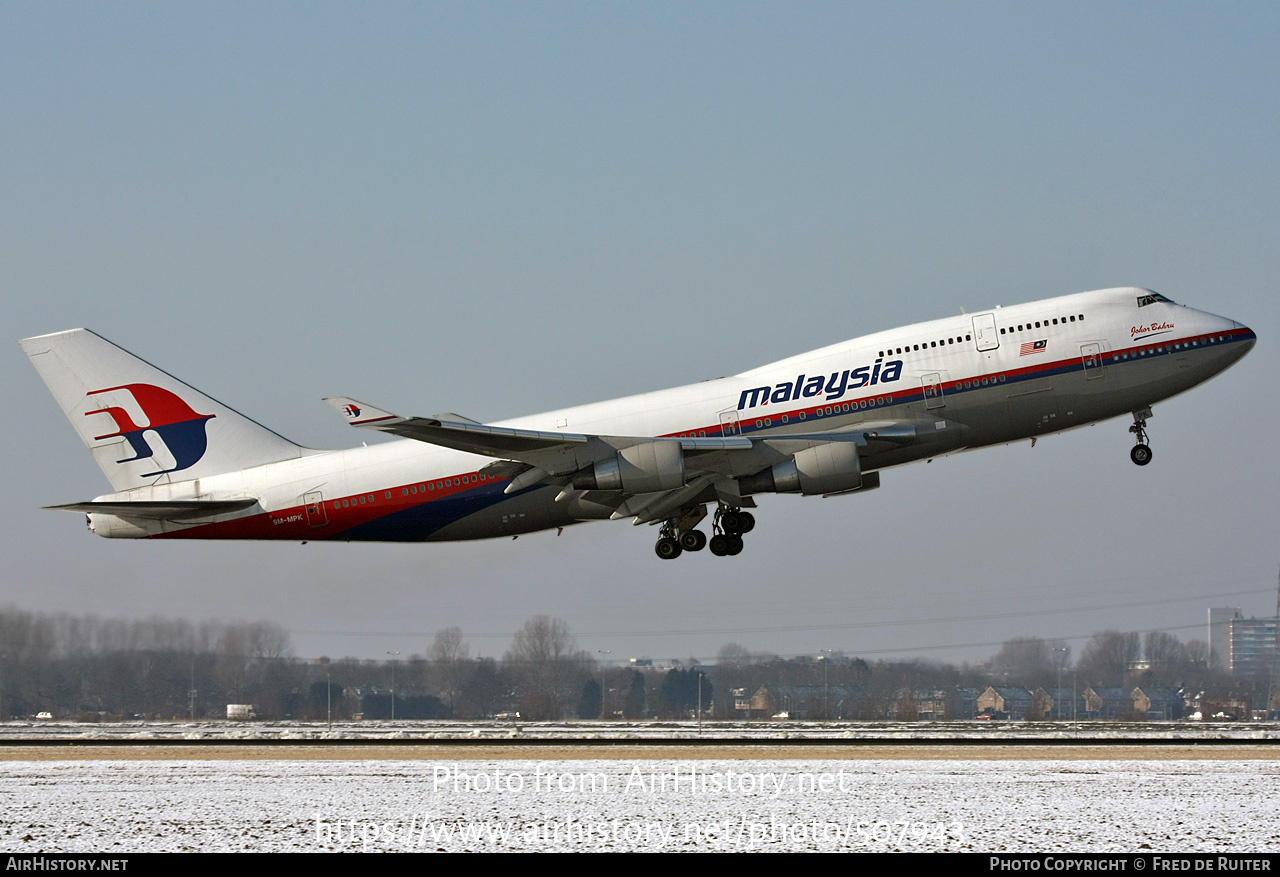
xmin=46 ymin=499 xmax=260 ymax=520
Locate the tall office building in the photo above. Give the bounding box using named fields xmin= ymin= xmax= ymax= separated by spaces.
xmin=1209 ymin=607 xmax=1241 ymax=671
xmin=1229 ymin=616 xmax=1278 ymax=678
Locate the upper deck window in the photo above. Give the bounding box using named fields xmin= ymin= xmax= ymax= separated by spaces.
xmin=1137 ymin=292 xmax=1175 ymax=307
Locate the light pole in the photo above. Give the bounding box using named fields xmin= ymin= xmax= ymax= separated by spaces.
xmin=596 ymin=650 xmax=611 ymax=720
xmin=386 ymin=651 xmax=400 ymax=721
xmin=697 ymin=669 xmax=703 ymax=734
xmin=820 ymin=649 xmax=834 ymax=720
xmin=188 ymin=654 xmax=196 ymax=721
xmin=318 ymin=656 xmax=332 ymax=731
xmin=1055 ymin=647 xmax=1068 ymax=722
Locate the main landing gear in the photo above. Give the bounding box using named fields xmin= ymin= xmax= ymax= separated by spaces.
xmin=709 ymin=505 xmax=753 ymax=557
xmin=653 ymin=505 xmax=754 ymax=560
xmin=1129 ymin=408 xmax=1153 ymax=466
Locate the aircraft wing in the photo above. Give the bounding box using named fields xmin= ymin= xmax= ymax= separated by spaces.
xmin=324 ymin=396 xmax=940 ymax=519
xmin=323 ymin=396 xmax=753 ymax=474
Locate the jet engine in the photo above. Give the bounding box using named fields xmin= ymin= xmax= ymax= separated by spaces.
xmin=739 ymin=442 xmax=862 ymax=496
xmin=571 ymin=441 xmax=686 ymax=493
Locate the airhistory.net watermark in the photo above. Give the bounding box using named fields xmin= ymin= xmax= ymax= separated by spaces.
xmin=314 ymin=812 xmax=967 ymax=851
xmin=429 ymin=763 xmax=871 ymax=797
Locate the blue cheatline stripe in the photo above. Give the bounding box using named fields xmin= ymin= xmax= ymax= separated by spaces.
xmin=333 ymin=478 xmax=529 ymax=541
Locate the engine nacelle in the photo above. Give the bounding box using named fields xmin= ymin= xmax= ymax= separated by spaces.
xmin=571 ymin=442 xmax=686 ymax=493
xmin=739 ymin=442 xmax=862 ymax=496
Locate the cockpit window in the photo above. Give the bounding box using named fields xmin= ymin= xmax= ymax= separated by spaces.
xmin=1137 ymin=292 xmax=1175 ymax=307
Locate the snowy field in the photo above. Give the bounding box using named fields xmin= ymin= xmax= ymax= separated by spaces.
xmin=1 ymin=756 xmax=1277 ymax=852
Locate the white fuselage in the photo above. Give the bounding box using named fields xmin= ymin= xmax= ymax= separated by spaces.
xmin=81 ymin=287 xmax=1253 ymax=542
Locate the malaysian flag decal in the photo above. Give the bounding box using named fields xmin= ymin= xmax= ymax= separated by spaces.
xmin=1020 ymin=340 xmax=1047 ymax=356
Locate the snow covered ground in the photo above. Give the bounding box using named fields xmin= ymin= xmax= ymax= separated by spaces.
xmin=1 ymin=756 xmax=1277 ymax=852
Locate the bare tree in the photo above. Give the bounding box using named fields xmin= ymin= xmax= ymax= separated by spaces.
xmin=427 ymin=626 xmax=471 ymax=708
xmin=246 ymin=622 xmax=292 ymax=661
xmin=503 ymin=616 xmax=593 ymax=719
xmin=1078 ymin=630 xmax=1141 ymax=686
xmin=428 ymin=626 xmax=470 ymax=664
xmin=716 ymin=643 xmax=752 ymax=666
xmin=988 ymin=637 xmax=1053 ymax=684
xmin=1184 ymin=640 xmax=1210 ymax=670
xmin=1143 ymin=631 xmax=1186 ymax=679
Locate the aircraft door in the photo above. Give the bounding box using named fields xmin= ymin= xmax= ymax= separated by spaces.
xmin=304 ymin=491 xmax=329 ymax=527
xmin=972 ymin=314 xmax=1000 ymax=351
xmin=1081 ymin=343 xmax=1106 ymax=380
xmin=922 ymin=372 xmax=945 ymax=410
xmin=719 ymin=409 xmax=742 ymax=436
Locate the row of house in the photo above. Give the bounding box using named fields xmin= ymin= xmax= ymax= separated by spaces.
xmin=728 ymin=685 xmax=1210 ymax=720
xmin=976 ymin=686 xmax=1186 ymax=721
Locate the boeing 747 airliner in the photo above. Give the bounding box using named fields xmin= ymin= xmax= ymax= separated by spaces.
xmin=21 ymin=287 xmax=1254 ymax=558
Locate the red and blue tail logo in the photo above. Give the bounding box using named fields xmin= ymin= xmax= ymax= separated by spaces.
xmin=85 ymin=383 xmax=215 ymax=476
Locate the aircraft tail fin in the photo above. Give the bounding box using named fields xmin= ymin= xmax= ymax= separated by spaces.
xmin=20 ymin=329 xmax=306 ymax=492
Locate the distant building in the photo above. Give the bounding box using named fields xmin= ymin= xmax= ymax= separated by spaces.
xmin=630 ymin=658 xmax=684 ymax=671
xmin=977 ymin=687 xmax=1034 ymax=719
xmin=1033 ymin=688 xmax=1087 ymax=721
xmin=1131 ymin=687 xmax=1185 ymax=720
xmin=1082 ymin=687 xmax=1132 ymax=720
xmin=950 ymin=688 xmax=981 ymax=721
xmin=769 ymin=685 xmax=861 ymax=719
xmin=1209 ymin=607 xmax=1242 ymax=671
xmin=730 ymin=686 xmax=777 ymax=719
xmin=1229 ymin=616 xmax=1278 ymax=677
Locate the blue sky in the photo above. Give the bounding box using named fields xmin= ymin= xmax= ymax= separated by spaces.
xmin=3 ymin=2 xmax=1277 ymax=664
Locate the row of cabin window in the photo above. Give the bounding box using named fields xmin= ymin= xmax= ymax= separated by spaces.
xmin=879 ymin=335 xmax=971 ymax=358
xmin=1000 ymin=314 xmax=1084 ymax=335
xmin=750 ymin=395 xmax=895 ymax=429
xmin=403 ymin=474 xmax=487 ymax=495
xmin=330 ymin=474 xmax=490 ymax=509
xmin=1120 ymin=336 xmax=1228 ymax=360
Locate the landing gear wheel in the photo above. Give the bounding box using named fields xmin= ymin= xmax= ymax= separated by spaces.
xmin=711 ymin=505 xmax=752 ymax=556
xmin=680 ymin=530 xmax=707 ymax=552
xmin=1128 ymin=408 xmax=1153 ymax=466
xmin=655 ymin=537 xmax=683 ymax=560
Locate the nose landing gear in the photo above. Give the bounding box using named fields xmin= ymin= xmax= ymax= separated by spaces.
xmin=1129 ymin=408 xmax=1153 ymax=466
